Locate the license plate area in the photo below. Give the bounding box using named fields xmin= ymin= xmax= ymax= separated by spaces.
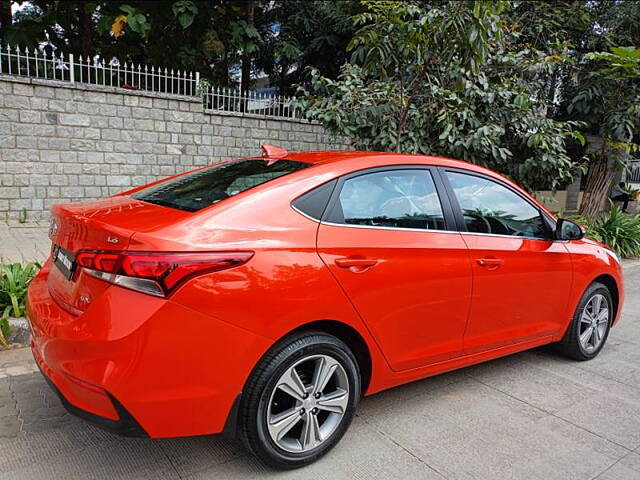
xmin=53 ymin=245 xmax=76 ymax=281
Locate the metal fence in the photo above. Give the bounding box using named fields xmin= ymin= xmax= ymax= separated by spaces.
xmin=629 ymin=161 xmax=640 ymax=184
xmin=0 ymin=43 xmax=299 ymax=119
xmin=202 ymin=86 xmax=298 ymax=119
xmin=0 ymin=44 xmax=200 ymax=96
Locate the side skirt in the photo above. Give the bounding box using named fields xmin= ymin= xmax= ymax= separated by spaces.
xmin=367 ymin=335 xmax=554 ymax=395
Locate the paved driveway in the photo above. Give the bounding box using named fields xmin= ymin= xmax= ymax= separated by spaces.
xmin=1 ymin=263 xmax=639 ymax=479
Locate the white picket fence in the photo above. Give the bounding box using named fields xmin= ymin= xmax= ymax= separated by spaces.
xmin=0 ymin=43 xmax=298 ymax=119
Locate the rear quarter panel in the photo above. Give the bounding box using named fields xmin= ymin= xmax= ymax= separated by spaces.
xmin=127 ymin=163 xmax=394 ymax=394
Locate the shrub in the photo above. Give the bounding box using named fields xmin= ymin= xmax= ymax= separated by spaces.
xmin=571 ymin=203 xmax=640 ymax=258
xmin=0 ymin=261 xmax=41 ymax=347
xmin=621 ymin=185 xmax=640 ymax=200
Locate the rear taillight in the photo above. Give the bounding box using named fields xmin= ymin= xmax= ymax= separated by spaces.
xmin=76 ymin=250 xmax=254 ymax=297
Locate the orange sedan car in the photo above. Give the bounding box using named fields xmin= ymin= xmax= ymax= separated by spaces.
xmin=27 ymin=145 xmax=624 ymax=468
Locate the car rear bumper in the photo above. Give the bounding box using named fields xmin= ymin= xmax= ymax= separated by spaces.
xmin=35 ymin=357 xmax=147 ymax=436
xmin=26 ymin=262 xmax=271 ymax=438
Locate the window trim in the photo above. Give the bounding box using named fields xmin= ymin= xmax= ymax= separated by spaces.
xmin=437 ymin=167 xmax=555 ymax=241
xmin=320 ymin=165 xmax=457 ymax=233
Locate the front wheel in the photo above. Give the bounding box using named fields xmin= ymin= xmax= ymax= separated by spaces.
xmin=239 ymin=332 xmax=361 ymax=469
xmin=557 ymin=281 xmax=613 ymax=361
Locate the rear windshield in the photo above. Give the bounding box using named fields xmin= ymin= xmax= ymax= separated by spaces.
xmin=131 ymin=158 xmax=311 ymax=212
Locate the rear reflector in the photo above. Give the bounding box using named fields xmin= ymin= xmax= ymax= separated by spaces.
xmin=77 ymin=251 xmax=254 ymax=297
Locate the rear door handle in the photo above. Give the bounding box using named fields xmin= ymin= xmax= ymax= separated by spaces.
xmin=335 ymin=258 xmax=378 ymax=272
xmin=476 ymin=258 xmax=504 ymax=270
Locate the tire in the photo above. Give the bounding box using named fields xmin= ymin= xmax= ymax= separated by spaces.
xmin=239 ymin=331 xmax=361 ymax=469
xmin=556 ymin=282 xmax=613 ymax=361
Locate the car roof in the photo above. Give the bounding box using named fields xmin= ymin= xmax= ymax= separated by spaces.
xmin=284 ymin=150 xmax=480 ymax=171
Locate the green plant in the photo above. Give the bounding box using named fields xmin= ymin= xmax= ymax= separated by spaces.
xmin=296 ymin=0 xmax=584 ymax=193
xmin=570 ymin=46 xmax=640 ymax=218
xmin=0 ymin=261 xmax=41 ymax=347
xmin=622 ymin=184 xmax=640 ymax=200
xmin=569 ymin=203 xmax=640 ymax=258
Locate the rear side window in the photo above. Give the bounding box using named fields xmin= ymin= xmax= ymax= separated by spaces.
xmin=292 ymin=180 xmax=337 ymax=220
xmin=325 ymin=169 xmax=446 ymax=230
xmin=131 ymin=159 xmax=310 ymax=212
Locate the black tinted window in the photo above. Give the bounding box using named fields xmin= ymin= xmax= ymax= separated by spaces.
xmin=131 ymin=159 xmax=310 ymax=212
xmin=292 ymin=180 xmax=337 ymax=220
xmin=326 ymin=170 xmax=446 ymax=230
xmin=446 ymin=171 xmax=546 ymax=238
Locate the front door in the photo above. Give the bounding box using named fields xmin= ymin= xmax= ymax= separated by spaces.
xmin=442 ymin=170 xmax=573 ymax=355
xmin=317 ymin=167 xmax=472 ymax=371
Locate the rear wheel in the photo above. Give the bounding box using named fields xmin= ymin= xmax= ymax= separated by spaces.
xmin=557 ymin=282 xmax=613 ymax=361
xmin=239 ymin=332 xmax=360 ymax=469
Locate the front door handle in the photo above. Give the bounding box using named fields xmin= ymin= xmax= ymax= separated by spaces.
xmin=476 ymin=258 xmax=504 ymax=270
xmin=335 ymin=258 xmax=378 ymax=273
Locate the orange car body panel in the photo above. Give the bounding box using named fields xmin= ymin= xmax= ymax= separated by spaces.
xmin=27 ymin=152 xmax=624 ymax=438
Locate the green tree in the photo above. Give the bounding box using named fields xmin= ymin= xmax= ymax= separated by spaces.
xmin=255 ymin=0 xmax=363 ymax=95
xmin=569 ymin=47 xmax=640 ymax=218
xmin=296 ymin=0 xmax=583 ymax=192
xmin=3 ymin=0 xmax=360 ymax=93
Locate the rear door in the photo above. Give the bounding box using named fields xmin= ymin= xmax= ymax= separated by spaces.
xmin=440 ymin=169 xmax=573 ymax=354
xmin=316 ymin=167 xmax=473 ymax=371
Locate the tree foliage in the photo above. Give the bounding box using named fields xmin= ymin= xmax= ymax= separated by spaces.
xmin=296 ymin=1 xmax=583 ymax=192
xmin=1 ymin=0 xmax=359 ymax=91
xmin=568 ymin=46 xmax=640 ymax=217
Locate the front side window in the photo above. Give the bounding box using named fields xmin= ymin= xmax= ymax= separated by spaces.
xmin=131 ymin=159 xmax=310 ymax=212
xmin=325 ymin=169 xmax=446 ymax=230
xmin=446 ymin=171 xmax=547 ymax=238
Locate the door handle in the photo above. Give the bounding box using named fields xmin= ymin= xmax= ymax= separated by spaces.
xmin=476 ymin=258 xmax=504 ymax=270
xmin=334 ymin=258 xmax=378 ymax=272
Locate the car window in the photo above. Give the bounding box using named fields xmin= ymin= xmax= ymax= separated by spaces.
xmin=131 ymin=159 xmax=310 ymax=212
xmin=325 ymin=169 xmax=446 ymax=230
xmin=446 ymin=171 xmax=546 ymax=238
xmin=292 ymin=180 xmax=337 ymax=220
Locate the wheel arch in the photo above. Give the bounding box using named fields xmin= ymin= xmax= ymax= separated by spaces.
xmin=593 ymin=273 xmax=620 ymax=321
xmin=283 ymin=320 xmax=373 ymax=394
xmin=227 ymin=319 xmax=373 ymax=439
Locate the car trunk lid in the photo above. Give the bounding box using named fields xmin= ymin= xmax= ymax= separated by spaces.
xmin=47 ymin=196 xmax=191 ymax=314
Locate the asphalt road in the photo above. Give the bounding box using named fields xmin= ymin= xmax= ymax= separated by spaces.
xmin=1 ymin=265 xmax=639 ymax=480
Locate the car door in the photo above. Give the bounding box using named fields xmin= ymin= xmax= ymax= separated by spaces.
xmin=441 ymin=169 xmax=573 ymax=355
xmin=316 ymin=167 xmax=473 ymax=371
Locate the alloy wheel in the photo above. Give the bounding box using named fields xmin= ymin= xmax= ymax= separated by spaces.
xmin=266 ymin=354 xmax=350 ymax=453
xmin=579 ymin=293 xmax=610 ymax=353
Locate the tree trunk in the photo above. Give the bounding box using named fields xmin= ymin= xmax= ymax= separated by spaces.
xmin=0 ymin=0 xmax=12 ymax=39
xmin=578 ymin=155 xmax=615 ymax=219
xmin=240 ymin=0 xmax=254 ymax=111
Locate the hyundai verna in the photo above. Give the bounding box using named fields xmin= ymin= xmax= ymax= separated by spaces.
xmin=27 ymin=145 xmax=624 ymax=468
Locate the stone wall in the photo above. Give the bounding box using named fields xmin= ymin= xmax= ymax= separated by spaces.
xmin=0 ymin=76 xmax=349 ymax=221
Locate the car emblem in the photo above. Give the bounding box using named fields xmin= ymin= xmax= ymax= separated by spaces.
xmin=107 ymin=236 xmax=119 ymax=244
xmin=79 ymin=295 xmax=91 ymax=305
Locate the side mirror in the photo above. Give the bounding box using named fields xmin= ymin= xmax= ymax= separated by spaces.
xmin=555 ymin=218 xmax=585 ymax=241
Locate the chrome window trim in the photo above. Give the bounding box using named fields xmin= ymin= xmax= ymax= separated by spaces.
xmin=291 ymin=204 xmax=321 ymax=223
xmin=297 ymin=206 xmax=549 ymax=239
xmin=460 ymin=231 xmax=552 ymax=242
xmin=319 ymin=220 xmax=459 ymax=235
